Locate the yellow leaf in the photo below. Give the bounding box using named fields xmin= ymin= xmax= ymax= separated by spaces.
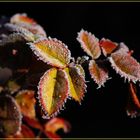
xmin=29 ymin=38 xmax=71 ymax=68
xmin=38 ymin=68 xmax=69 ymax=118
xmin=64 ymin=65 xmax=86 ymax=103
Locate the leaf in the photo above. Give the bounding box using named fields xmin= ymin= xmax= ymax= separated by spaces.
xmin=28 ymin=38 xmax=71 ymax=68
xmin=5 ymin=23 xmax=35 ymax=42
xmin=89 ymin=60 xmax=109 ymax=88
xmin=38 ymin=68 xmax=69 ymax=119
xmin=99 ymin=38 xmax=118 ymax=56
xmin=77 ymin=29 xmax=101 ymax=59
xmin=7 ymin=80 xmax=20 ymax=94
xmin=44 ymin=117 xmax=71 ymax=140
xmin=10 ymin=13 xmax=46 ymax=37
xmin=116 ymin=42 xmax=129 ymax=54
xmin=0 ymin=33 xmax=26 ymax=46
xmin=0 ymin=94 xmax=22 ymax=136
xmin=0 ymin=67 xmax=12 ymax=84
xmin=126 ymin=83 xmax=140 ymax=118
xmin=10 ymin=13 xmax=37 ymax=25
xmin=6 ymin=124 xmax=35 ymax=139
xmin=64 ymin=64 xmax=86 ymax=103
xmin=23 ymin=116 xmax=43 ymax=130
xmin=109 ymin=50 xmax=140 ymax=83
xmin=15 ymin=90 xmax=36 ymax=118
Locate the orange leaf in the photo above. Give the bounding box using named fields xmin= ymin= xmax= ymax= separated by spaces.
xmin=38 ymin=68 xmax=69 ymax=119
xmin=77 ymin=29 xmax=101 ymax=59
xmin=16 ymin=90 xmax=36 ymax=119
xmin=11 ymin=13 xmax=37 ymax=25
xmin=44 ymin=117 xmax=71 ymax=139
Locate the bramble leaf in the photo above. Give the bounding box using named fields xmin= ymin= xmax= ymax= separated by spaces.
xmin=64 ymin=64 xmax=86 ymax=103
xmin=44 ymin=117 xmax=71 ymax=140
xmin=89 ymin=60 xmax=109 ymax=88
xmin=99 ymin=38 xmax=118 ymax=56
xmin=38 ymin=68 xmax=69 ymax=119
xmin=77 ymin=29 xmax=101 ymax=59
xmin=0 ymin=94 xmax=22 ymax=136
xmin=28 ymin=38 xmax=71 ymax=68
xmin=109 ymin=50 xmax=140 ymax=83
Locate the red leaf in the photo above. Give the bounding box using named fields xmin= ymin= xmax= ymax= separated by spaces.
xmin=126 ymin=83 xmax=140 ymax=118
xmin=99 ymin=38 xmax=118 ymax=56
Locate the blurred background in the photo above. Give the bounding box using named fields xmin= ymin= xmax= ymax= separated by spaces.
xmin=1 ymin=2 xmax=140 ymax=138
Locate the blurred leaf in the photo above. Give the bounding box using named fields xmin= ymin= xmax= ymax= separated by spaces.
xmin=0 ymin=67 xmax=12 ymax=84
xmin=126 ymin=83 xmax=140 ymax=118
xmin=109 ymin=50 xmax=140 ymax=83
xmin=38 ymin=68 xmax=69 ymax=119
xmin=89 ymin=60 xmax=109 ymax=88
xmin=11 ymin=13 xmax=37 ymax=25
xmin=77 ymin=29 xmax=101 ymax=59
xmin=10 ymin=13 xmax=46 ymax=37
xmin=44 ymin=117 xmax=71 ymax=140
xmin=0 ymin=94 xmax=22 ymax=136
xmin=16 ymin=90 xmax=35 ymax=118
xmin=0 ymin=33 xmax=26 ymax=46
xmin=99 ymin=38 xmax=118 ymax=56
xmin=5 ymin=23 xmax=35 ymax=42
xmin=64 ymin=65 xmax=86 ymax=103
xmin=28 ymin=38 xmax=71 ymax=68
xmin=23 ymin=116 xmax=43 ymax=130
xmin=6 ymin=124 xmax=35 ymax=139
xmin=7 ymin=80 xmax=20 ymax=94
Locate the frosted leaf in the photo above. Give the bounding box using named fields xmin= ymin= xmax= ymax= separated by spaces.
xmin=109 ymin=51 xmax=140 ymax=83
xmin=10 ymin=13 xmax=46 ymax=37
xmin=89 ymin=60 xmax=109 ymax=88
xmin=28 ymin=38 xmax=71 ymax=68
xmin=65 ymin=65 xmax=86 ymax=103
xmin=77 ymin=29 xmax=101 ymax=59
xmin=5 ymin=23 xmax=35 ymax=42
xmin=38 ymin=68 xmax=69 ymax=119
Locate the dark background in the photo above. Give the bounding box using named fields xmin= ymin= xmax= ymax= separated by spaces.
xmin=1 ymin=2 xmax=140 ymax=138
